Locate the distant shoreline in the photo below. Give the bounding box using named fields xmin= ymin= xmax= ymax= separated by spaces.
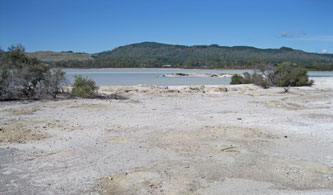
xmin=60 ymin=67 xmax=255 ymax=71
xmin=59 ymin=67 xmax=333 ymax=73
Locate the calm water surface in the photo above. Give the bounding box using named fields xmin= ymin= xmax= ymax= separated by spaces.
xmin=64 ymin=68 xmax=333 ymax=86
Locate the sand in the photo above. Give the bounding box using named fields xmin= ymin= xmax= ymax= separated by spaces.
xmin=0 ymin=77 xmax=333 ymax=194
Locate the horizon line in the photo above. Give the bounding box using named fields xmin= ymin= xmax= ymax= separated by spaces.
xmin=2 ymin=41 xmax=331 ymax=55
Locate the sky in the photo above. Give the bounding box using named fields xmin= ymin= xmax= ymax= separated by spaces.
xmin=0 ymin=0 xmax=332 ymax=54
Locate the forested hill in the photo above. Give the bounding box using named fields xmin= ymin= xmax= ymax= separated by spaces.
xmin=44 ymin=42 xmax=333 ymax=70
xmin=96 ymin=42 xmax=331 ymax=61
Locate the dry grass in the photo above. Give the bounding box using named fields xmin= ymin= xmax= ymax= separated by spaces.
xmin=103 ymin=137 xmax=135 ymax=143
xmin=98 ymin=166 xmax=203 ymax=195
xmin=265 ymin=100 xmax=306 ymax=110
xmin=26 ymin=51 xmax=92 ymax=62
xmin=68 ymin=103 xmax=111 ymax=110
xmin=0 ymin=120 xmax=48 ymax=144
xmin=302 ymin=113 xmax=333 ymax=120
xmin=2 ymin=106 xmax=40 ymax=116
xmin=148 ymin=125 xmax=277 ymax=154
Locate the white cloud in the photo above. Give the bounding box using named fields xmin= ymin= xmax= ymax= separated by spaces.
xmin=281 ymin=32 xmax=307 ymax=39
xmin=321 ymin=49 xmax=327 ymax=54
xmin=281 ymin=32 xmax=293 ymax=38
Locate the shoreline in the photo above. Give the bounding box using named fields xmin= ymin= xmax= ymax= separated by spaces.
xmin=61 ymin=67 xmax=255 ymax=71
xmin=62 ymin=76 xmax=333 ymax=88
xmin=60 ymin=67 xmax=333 ymax=72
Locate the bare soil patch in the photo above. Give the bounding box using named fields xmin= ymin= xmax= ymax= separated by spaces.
xmin=0 ymin=119 xmax=48 ymax=143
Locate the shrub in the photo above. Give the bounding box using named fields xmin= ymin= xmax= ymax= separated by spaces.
xmin=0 ymin=67 xmax=13 ymax=99
xmin=230 ymin=72 xmax=260 ymax=85
xmin=0 ymin=45 xmax=67 ymax=100
xmin=251 ymin=73 xmax=270 ymax=89
xmin=230 ymin=65 xmax=314 ymax=89
xmin=242 ymin=72 xmax=252 ymax=84
xmin=39 ymin=69 xmax=68 ymax=98
xmin=273 ymin=65 xmax=313 ymax=87
xmin=230 ymin=74 xmax=245 ymax=84
xmin=71 ymin=75 xmax=98 ymax=98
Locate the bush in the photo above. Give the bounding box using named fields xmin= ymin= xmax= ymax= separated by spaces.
xmin=230 ymin=72 xmax=263 ymax=85
xmin=251 ymin=73 xmax=270 ymax=89
xmin=230 ymin=72 xmax=252 ymax=85
xmin=273 ymin=65 xmax=313 ymax=87
xmin=39 ymin=69 xmax=68 ymax=98
xmin=242 ymin=72 xmax=252 ymax=84
xmin=71 ymin=75 xmax=98 ymax=98
xmin=230 ymin=65 xmax=314 ymax=89
xmin=0 ymin=45 xmax=67 ymax=100
xmin=230 ymin=74 xmax=245 ymax=84
xmin=0 ymin=67 xmax=13 ymax=99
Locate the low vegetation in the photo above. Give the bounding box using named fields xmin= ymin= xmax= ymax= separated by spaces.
xmin=71 ymin=75 xmax=99 ymax=98
xmin=0 ymin=45 xmax=67 ymax=100
xmin=230 ymin=73 xmax=251 ymax=85
xmin=0 ymin=118 xmax=48 ymax=143
xmin=230 ymin=65 xmax=314 ymax=90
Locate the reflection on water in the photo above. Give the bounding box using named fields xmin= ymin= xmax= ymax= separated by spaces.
xmin=63 ymin=68 xmax=333 ymax=86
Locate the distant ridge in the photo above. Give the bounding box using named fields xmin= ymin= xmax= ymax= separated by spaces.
xmin=97 ymin=42 xmax=332 ymax=61
xmin=27 ymin=42 xmax=333 ymax=70
xmin=26 ymin=51 xmax=92 ymax=62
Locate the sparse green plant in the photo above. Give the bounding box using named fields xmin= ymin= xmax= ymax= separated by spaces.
xmin=242 ymin=72 xmax=252 ymax=84
xmin=230 ymin=74 xmax=245 ymax=84
xmin=71 ymin=75 xmax=98 ymax=98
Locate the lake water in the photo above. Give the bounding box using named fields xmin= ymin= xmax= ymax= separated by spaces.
xmin=64 ymin=68 xmax=333 ymax=86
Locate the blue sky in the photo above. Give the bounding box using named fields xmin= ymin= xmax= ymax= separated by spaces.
xmin=1 ymin=0 xmax=332 ymax=53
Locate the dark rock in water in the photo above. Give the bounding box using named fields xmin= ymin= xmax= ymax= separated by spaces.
xmin=175 ymin=73 xmax=189 ymax=76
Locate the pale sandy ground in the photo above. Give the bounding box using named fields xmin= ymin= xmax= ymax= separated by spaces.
xmin=0 ymin=77 xmax=333 ymax=195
